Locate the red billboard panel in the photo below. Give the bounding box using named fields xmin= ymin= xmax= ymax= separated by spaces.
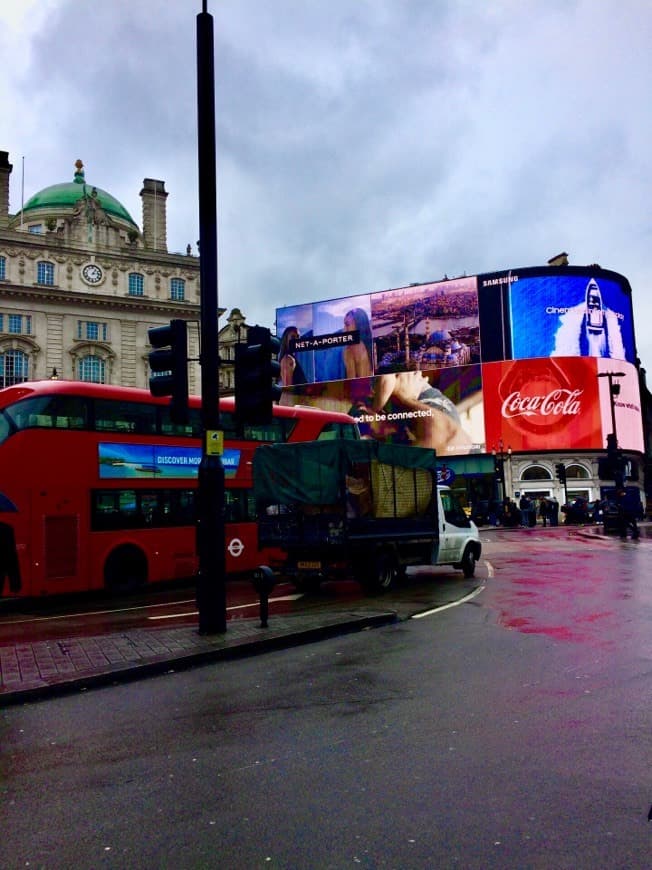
xmin=482 ymin=357 xmax=603 ymax=451
xmin=596 ymin=359 xmax=644 ymax=453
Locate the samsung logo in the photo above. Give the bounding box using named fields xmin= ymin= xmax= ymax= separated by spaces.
xmin=482 ymin=275 xmax=519 ymax=287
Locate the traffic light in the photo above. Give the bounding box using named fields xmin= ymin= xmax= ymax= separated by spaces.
xmin=148 ymin=319 xmax=189 ymax=424
xmin=555 ymin=462 xmax=566 ymax=484
xmin=234 ymin=325 xmax=282 ymax=425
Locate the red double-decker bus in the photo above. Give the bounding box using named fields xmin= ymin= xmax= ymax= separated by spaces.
xmin=0 ymin=380 xmax=358 ymax=598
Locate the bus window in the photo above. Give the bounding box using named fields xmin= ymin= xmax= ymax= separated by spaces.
xmin=5 ymin=395 xmax=88 ymax=432
xmin=0 ymin=411 xmax=13 ymax=446
xmin=317 ymin=422 xmax=359 ymax=440
xmin=94 ymin=399 xmax=158 ymax=435
xmin=241 ymin=419 xmax=293 ymax=443
xmin=159 ymin=406 xmax=202 ymax=438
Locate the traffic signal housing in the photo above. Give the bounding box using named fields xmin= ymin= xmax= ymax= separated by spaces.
xmin=148 ymin=319 xmax=189 ymax=425
xmin=555 ymin=462 xmax=566 ymax=484
xmin=235 ymin=325 xmax=282 ymax=425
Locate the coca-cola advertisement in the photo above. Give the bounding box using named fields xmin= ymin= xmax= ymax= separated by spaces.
xmin=482 ymin=357 xmax=603 ymax=451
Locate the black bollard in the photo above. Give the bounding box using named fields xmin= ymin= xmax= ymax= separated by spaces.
xmin=252 ymin=565 xmax=276 ymax=628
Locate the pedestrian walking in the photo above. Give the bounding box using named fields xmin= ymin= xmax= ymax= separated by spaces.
xmin=539 ymin=497 xmax=549 ymax=527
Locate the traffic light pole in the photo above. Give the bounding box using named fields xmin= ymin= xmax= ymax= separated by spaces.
xmin=195 ymin=2 xmax=226 ymax=634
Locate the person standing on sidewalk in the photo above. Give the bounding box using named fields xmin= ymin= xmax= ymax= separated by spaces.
xmin=539 ymin=497 xmax=549 ymax=527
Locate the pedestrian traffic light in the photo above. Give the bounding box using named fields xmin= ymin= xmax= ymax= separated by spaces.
xmin=235 ymin=325 xmax=282 ymax=425
xmin=147 ymin=319 xmax=189 ymax=425
xmin=555 ymin=462 xmax=566 ymax=484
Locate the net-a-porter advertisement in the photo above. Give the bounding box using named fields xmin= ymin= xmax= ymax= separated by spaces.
xmin=276 ymin=266 xmax=643 ymax=457
xmin=276 ymin=276 xmax=481 ymax=387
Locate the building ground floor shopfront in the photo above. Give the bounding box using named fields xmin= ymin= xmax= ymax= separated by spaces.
xmin=440 ymin=452 xmax=646 ymax=523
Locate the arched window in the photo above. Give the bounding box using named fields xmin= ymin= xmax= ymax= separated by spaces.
xmin=37 ymin=261 xmax=55 ymax=286
xmin=79 ymin=354 xmax=106 ymax=384
xmin=521 ymin=465 xmax=553 ymax=481
xmin=566 ymin=464 xmax=590 ymax=479
xmin=128 ymin=272 xmax=144 ymax=296
xmin=0 ymin=349 xmax=29 ymax=387
xmin=170 ymin=277 xmax=185 ymax=301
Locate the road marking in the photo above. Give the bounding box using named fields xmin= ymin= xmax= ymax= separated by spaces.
xmin=411 ymin=583 xmax=486 ymax=619
xmin=147 ymin=593 xmax=304 ymax=620
xmin=0 ymin=598 xmax=198 ymax=625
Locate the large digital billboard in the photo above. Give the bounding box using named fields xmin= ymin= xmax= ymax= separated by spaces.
xmin=478 ymin=266 xmax=636 ymax=364
xmin=276 ymin=277 xmax=480 ymax=386
xmin=276 ymin=265 xmax=643 ymax=458
xmin=279 ymin=364 xmax=485 ymax=457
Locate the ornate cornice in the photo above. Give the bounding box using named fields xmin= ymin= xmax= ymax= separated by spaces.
xmin=0 ymin=281 xmax=205 ymax=315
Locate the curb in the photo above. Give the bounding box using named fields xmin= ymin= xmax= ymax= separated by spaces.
xmin=0 ymin=611 xmax=398 ymax=708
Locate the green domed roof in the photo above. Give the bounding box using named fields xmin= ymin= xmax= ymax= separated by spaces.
xmin=21 ymin=161 xmax=137 ymax=228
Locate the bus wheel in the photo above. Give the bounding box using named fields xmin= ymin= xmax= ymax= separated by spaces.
xmin=104 ymin=545 xmax=148 ymax=591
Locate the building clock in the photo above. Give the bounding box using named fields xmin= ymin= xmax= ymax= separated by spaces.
xmin=81 ymin=263 xmax=103 ymax=285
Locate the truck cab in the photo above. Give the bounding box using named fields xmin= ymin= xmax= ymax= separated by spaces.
xmin=437 ymin=486 xmax=482 ymax=578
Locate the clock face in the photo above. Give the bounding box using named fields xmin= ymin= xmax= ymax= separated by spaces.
xmin=82 ymin=263 xmax=103 ymax=285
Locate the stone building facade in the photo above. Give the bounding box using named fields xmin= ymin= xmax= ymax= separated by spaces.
xmin=0 ymin=151 xmax=246 ymax=396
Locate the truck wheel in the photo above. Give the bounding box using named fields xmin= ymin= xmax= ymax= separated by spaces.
xmin=292 ymin=573 xmax=322 ymax=594
xmin=461 ymin=545 xmax=476 ymax=578
xmin=361 ymin=550 xmax=396 ymax=594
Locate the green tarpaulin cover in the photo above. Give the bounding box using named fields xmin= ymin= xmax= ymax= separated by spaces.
xmin=253 ymin=440 xmax=437 ymax=509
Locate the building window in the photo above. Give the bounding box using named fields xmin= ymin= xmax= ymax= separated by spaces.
xmin=170 ymin=277 xmax=185 ymax=301
xmin=37 ymin=261 xmax=55 ymax=286
xmin=79 ymin=355 xmax=106 ymax=383
xmin=28 ymin=224 xmax=43 ymax=234
xmin=0 ymin=256 xmax=5 ymax=280
xmin=0 ymin=349 xmax=29 ymax=387
xmin=566 ymin=464 xmax=590 ymax=479
xmin=128 ymin=272 xmax=144 ymax=296
xmin=8 ymin=314 xmax=32 ymax=335
xmin=521 ymin=465 xmax=553 ymax=480
xmin=77 ymin=321 xmax=108 ymax=342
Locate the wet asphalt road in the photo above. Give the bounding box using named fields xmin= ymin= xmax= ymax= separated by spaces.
xmin=2 ymin=529 xmax=652 ymax=868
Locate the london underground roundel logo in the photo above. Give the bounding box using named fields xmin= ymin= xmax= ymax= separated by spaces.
xmin=227 ymin=538 xmax=244 ymax=558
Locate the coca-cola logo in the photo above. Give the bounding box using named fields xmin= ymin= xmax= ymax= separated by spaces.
xmin=501 ymin=388 xmax=583 ymax=419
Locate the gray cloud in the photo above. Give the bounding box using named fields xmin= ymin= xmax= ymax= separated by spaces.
xmin=4 ymin=0 xmax=652 ymax=367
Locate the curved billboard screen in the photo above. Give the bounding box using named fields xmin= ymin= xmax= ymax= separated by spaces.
xmin=276 ymin=266 xmax=643 ymax=456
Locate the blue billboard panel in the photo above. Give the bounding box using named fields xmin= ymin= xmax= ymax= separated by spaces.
xmin=509 ymin=272 xmax=635 ymax=363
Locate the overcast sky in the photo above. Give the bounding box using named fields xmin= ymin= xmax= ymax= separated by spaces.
xmin=2 ymin=0 xmax=651 ymax=370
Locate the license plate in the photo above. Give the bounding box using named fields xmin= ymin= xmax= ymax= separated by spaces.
xmin=297 ymin=560 xmax=321 ymax=570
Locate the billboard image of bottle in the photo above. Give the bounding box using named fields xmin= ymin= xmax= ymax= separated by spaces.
xmin=508 ymin=270 xmax=635 ymax=363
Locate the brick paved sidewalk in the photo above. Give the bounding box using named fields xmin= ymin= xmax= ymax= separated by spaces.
xmin=0 ymin=609 xmax=397 ymax=707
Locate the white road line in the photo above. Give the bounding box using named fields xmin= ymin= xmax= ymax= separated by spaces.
xmin=147 ymin=593 xmax=304 ymax=621
xmin=411 ymin=583 xmax=486 ymax=619
xmin=0 ymin=597 xmax=198 ymax=625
